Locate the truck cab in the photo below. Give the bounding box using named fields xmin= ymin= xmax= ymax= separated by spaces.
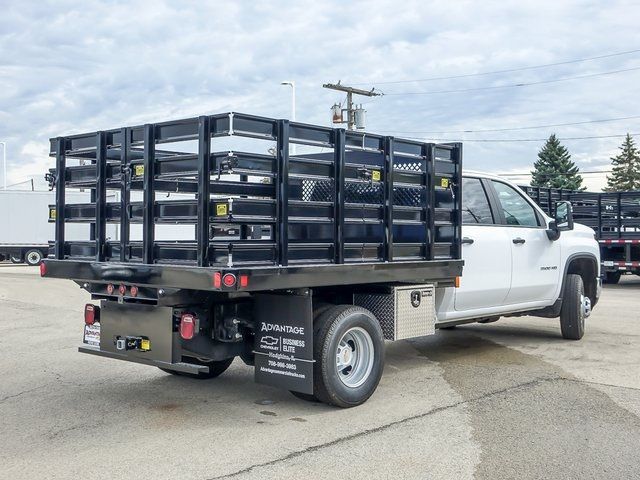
xmin=437 ymin=171 xmax=601 ymax=336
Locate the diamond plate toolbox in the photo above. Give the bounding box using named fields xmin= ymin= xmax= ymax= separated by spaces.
xmin=354 ymin=284 xmax=436 ymax=341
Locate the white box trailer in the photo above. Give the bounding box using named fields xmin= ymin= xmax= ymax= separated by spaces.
xmin=0 ymin=190 xmax=114 ymax=265
xmin=0 ymin=189 xmax=195 ymax=265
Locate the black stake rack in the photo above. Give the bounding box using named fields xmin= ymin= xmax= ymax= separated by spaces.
xmin=45 ymin=112 xmax=463 ymax=291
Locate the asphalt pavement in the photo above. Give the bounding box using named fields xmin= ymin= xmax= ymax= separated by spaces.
xmin=1 ymin=263 xmax=639 ymax=479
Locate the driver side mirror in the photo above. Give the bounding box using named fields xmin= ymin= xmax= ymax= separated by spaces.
xmin=547 ymin=200 xmax=574 ymax=240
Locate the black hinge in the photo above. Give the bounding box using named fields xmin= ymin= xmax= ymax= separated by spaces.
xmin=217 ymin=154 xmax=239 ymax=179
xmin=45 ymin=172 xmax=56 ymax=191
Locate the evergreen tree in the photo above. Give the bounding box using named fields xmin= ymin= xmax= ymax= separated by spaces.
xmin=531 ymin=134 xmax=584 ymax=190
xmin=605 ymin=134 xmax=640 ymax=192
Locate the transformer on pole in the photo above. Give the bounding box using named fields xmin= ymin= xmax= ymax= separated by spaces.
xmin=322 ymin=81 xmax=381 ymax=131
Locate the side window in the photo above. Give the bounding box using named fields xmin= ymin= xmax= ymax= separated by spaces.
xmin=491 ymin=181 xmax=539 ymax=227
xmin=462 ymin=178 xmax=494 ymax=224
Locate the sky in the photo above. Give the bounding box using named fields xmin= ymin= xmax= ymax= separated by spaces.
xmin=1 ymin=0 xmax=640 ymax=191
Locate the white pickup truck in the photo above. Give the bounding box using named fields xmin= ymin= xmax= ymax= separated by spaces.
xmin=436 ymin=171 xmax=601 ymax=340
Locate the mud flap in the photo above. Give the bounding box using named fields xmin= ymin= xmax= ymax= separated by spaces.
xmin=253 ymin=291 xmax=314 ymax=394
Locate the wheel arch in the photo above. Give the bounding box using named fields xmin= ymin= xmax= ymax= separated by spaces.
xmin=563 ymin=254 xmax=599 ymax=306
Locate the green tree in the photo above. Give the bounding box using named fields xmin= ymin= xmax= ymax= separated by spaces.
xmin=604 ymin=134 xmax=640 ymax=192
xmin=531 ymin=134 xmax=584 ymax=190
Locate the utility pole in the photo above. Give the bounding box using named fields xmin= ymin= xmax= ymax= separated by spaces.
xmin=322 ymin=81 xmax=382 ymax=130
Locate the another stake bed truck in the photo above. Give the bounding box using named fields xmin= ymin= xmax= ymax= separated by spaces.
xmin=41 ymin=112 xmax=601 ymax=407
xmin=522 ymin=185 xmax=640 ymax=285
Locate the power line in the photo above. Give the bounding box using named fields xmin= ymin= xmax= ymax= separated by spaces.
xmin=405 ymin=133 xmax=640 ymax=143
xmin=384 ymin=114 xmax=640 ymax=135
xmin=500 ymin=170 xmax=612 ymax=177
xmin=381 ymin=66 xmax=640 ymax=96
xmin=352 ymin=48 xmax=640 ymax=85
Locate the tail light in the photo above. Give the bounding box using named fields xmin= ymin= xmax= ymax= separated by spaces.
xmin=130 ymin=285 xmax=139 ymax=297
xmin=180 ymin=313 xmax=198 ymax=340
xmin=106 ymin=284 xmax=115 ymax=295
xmin=222 ymin=273 xmax=236 ymax=287
xmin=239 ymin=274 xmax=249 ymax=288
xmin=39 ymin=262 xmax=47 ymax=277
xmin=213 ymin=272 xmax=222 ymax=288
xmin=84 ymin=304 xmax=100 ymax=325
xmin=118 ymin=284 xmax=126 ymax=296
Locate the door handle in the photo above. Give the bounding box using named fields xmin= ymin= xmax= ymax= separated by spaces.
xmin=512 ymin=237 xmax=526 ymax=245
xmin=462 ymin=237 xmax=474 ymax=245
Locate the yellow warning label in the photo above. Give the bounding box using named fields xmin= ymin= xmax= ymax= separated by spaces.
xmin=140 ymin=339 xmax=151 ymax=351
xmin=372 ymin=170 xmax=381 ymax=182
xmin=216 ymin=203 xmax=228 ymax=216
xmin=49 ymin=208 xmax=57 ymax=220
xmin=440 ymin=178 xmax=450 ymax=188
xmin=134 ymin=165 xmax=145 ymax=176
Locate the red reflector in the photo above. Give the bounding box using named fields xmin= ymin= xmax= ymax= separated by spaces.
xmin=239 ymin=274 xmax=249 ymax=288
xmin=119 ymin=284 xmax=126 ymax=295
xmin=213 ymin=272 xmax=222 ymax=288
xmin=39 ymin=262 xmax=47 ymax=277
xmin=130 ymin=285 xmax=138 ymax=297
xmin=222 ymin=273 xmax=236 ymax=287
xmin=107 ymin=284 xmax=115 ymax=295
xmin=84 ymin=304 xmax=100 ymax=325
xmin=180 ymin=313 xmax=197 ymax=340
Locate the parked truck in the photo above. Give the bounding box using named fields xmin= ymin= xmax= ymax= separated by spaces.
xmin=41 ymin=112 xmax=600 ymax=407
xmin=522 ymin=185 xmax=640 ymax=284
xmin=0 ymin=190 xmax=121 ymax=265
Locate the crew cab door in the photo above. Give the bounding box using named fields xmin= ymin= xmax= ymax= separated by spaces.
xmin=488 ymin=180 xmax=561 ymax=304
xmin=454 ymin=177 xmax=512 ymax=311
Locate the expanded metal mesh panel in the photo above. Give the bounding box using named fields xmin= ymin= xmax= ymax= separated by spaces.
xmin=345 ymin=182 xmax=383 ymax=204
xmin=301 ymin=179 xmax=334 ymax=202
xmin=354 ymin=284 xmax=435 ymax=341
xmin=395 ymin=161 xmax=423 ymax=172
xmin=394 ymin=186 xmax=424 ymax=207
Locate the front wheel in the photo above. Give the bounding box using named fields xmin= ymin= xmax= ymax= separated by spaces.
xmin=560 ymin=274 xmax=588 ymax=340
xmin=310 ymin=305 xmax=385 ymax=408
xmin=159 ymin=356 xmax=234 ymax=379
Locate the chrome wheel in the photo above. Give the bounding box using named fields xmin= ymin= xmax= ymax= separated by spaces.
xmin=335 ymin=327 xmax=374 ymax=388
xmin=581 ymin=294 xmax=591 ymax=319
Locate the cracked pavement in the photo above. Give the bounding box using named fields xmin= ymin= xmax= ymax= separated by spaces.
xmin=1 ymin=264 xmax=639 ymax=479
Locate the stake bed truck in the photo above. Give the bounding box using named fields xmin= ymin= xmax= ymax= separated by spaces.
xmin=522 ymin=185 xmax=640 ymax=284
xmin=41 ymin=113 xmax=600 ymax=407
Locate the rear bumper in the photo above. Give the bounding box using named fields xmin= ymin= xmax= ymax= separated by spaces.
xmin=78 ymin=345 xmax=208 ymax=375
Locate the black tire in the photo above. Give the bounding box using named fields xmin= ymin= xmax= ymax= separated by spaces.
xmin=603 ymin=271 xmax=621 ymax=284
xmin=311 ymin=305 xmax=385 ymax=408
xmin=560 ymin=274 xmax=586 ymax=340
xmin=289 ymin=303 xmax=334 ymax=404
xmin=159 ymin=356 xmax=234 ymax=379
xmin=10 ymin=255 xmax=22 ymax=264
xmin=24 ymin=249 xmax=43 ymax=266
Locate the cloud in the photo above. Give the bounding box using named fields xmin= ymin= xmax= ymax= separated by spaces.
xmin=1 ymin=0 xmax=640 ymax=191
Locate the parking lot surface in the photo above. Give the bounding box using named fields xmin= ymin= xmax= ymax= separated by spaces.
xmin=1 ymin=263 xmax=639 ymax=479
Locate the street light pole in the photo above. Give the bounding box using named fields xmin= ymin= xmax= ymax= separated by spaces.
xmin=281 ymin=81 xmax=296 ymax=154
xmin=0 ymin=142 xmax=6 ymax=190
